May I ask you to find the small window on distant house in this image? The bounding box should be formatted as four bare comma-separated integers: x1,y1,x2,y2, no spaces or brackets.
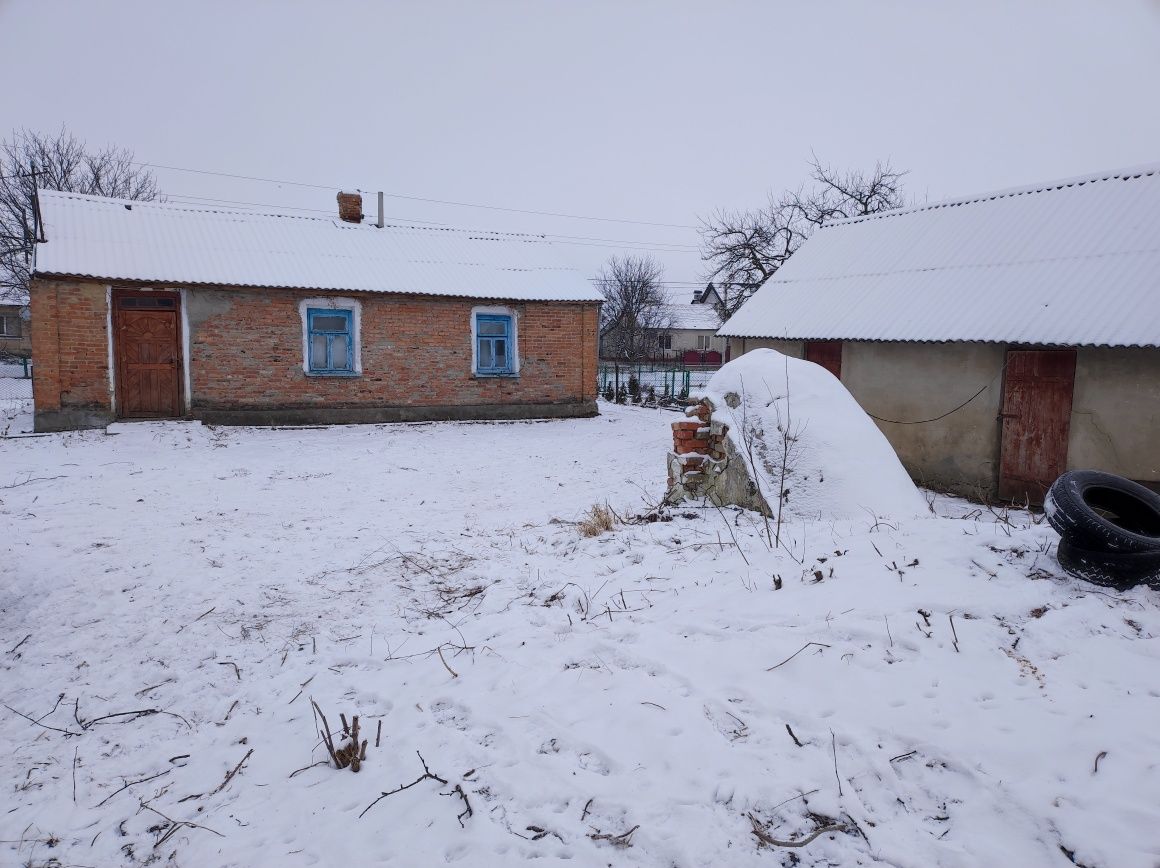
475,313,515,375
696,334,711,350
0,315,20,338
658,334,672,350
307,308,354,374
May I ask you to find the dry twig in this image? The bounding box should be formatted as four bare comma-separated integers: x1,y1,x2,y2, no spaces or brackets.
766,642,831,671
217,661,241,681
359,751,447,819
748,813,847,849
94,769,171,808
210,748,253,796
1093,751,1107,774
831,729,843,797
140,800,224,849
437,645,459,678
442,783,473,827
589,824,640,848
310,699,341,768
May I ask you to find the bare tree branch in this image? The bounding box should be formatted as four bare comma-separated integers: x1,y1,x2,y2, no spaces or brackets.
0,127,158,302
699,156,907,317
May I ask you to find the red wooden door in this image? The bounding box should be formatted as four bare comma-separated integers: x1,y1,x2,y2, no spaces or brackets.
113,292,182,419
805,341,843,379
998,349,1076,503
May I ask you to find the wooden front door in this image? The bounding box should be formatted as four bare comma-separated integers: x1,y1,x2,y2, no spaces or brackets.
998,349,1076,503
805,341,843,379
113,291,182,419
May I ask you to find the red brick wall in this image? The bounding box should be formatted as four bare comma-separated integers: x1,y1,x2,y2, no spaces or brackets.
30,279,599,423
184,287,599,411
185,286,598,413
29,278,110,414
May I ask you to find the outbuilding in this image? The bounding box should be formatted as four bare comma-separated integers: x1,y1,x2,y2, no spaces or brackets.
718,164,1160,502
29,191,602,431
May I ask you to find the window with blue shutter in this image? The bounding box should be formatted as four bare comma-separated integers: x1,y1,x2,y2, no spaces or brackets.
475,314,514,375
307,308,354,374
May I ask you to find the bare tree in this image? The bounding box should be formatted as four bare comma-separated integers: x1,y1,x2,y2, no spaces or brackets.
1,128,159,302
596,255,673,363
792,156,907,226
700,157,907,317
698,194,809,319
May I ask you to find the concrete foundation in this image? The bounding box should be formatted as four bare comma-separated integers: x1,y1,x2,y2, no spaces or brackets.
194,400,598,427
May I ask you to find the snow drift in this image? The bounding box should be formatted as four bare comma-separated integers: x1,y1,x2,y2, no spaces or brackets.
694,349,926,521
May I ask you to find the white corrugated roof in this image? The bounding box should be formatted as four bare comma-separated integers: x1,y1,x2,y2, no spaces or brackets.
33,191,603,302
661,302,721,331
718,164,1160,347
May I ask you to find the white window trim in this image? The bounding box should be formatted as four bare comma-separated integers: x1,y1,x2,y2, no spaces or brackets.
299,297,362,376
470,304,520,377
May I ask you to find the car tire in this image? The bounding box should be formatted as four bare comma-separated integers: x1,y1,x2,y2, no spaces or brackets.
1045,470,1160,554
1056,538,1160,590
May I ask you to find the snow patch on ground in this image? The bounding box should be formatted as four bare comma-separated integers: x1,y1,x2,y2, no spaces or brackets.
2,405,1159,867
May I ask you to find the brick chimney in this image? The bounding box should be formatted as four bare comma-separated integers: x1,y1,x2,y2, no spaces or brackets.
337,191,363,223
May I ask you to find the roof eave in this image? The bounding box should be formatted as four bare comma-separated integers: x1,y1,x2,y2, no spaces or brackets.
29,271,604,303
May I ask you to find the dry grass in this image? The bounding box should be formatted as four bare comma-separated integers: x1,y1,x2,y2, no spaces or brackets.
578,503,616,537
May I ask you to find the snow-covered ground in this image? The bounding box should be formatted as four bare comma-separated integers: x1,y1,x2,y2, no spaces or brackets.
2,404,1158,867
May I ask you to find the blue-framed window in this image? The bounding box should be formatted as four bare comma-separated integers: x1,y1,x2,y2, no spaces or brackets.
475,314,514,375
307,308,354,374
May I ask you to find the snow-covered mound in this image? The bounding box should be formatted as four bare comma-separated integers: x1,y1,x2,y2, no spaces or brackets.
698,349,926,521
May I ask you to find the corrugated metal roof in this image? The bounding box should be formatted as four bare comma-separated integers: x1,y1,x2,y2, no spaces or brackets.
718,164,1160,347
33,191,603,302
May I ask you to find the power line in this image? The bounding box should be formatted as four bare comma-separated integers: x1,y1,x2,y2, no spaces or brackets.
374,190,699,230
138,160,701,230
587,278,707,286
139,162,333,191
164,192,701,251
164,193,450,225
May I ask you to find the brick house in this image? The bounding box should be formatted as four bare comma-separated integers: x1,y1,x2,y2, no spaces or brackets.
599,284,725,364
29,190,602,431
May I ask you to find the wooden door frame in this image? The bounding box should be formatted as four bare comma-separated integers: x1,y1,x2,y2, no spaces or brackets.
111,288,185,419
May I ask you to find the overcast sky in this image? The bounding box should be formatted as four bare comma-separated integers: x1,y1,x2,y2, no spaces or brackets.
3,0,1160,295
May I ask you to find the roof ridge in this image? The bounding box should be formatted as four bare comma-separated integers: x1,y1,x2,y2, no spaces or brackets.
36,189,550,241
824,161,1160,229
759,244,1160,286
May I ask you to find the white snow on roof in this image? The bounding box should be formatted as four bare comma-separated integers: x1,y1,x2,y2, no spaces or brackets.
719,164,1160,347
33,191,603,303
660,301,721,331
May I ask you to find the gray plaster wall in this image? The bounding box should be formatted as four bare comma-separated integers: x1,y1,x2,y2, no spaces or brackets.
841,342,1005,496
724,337,804,359
725,339,1160,496
1069,346,1160,482
721,338,1005,494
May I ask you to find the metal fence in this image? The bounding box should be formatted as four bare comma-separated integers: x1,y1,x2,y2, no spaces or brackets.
598,362,719,403
1,358,33,424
